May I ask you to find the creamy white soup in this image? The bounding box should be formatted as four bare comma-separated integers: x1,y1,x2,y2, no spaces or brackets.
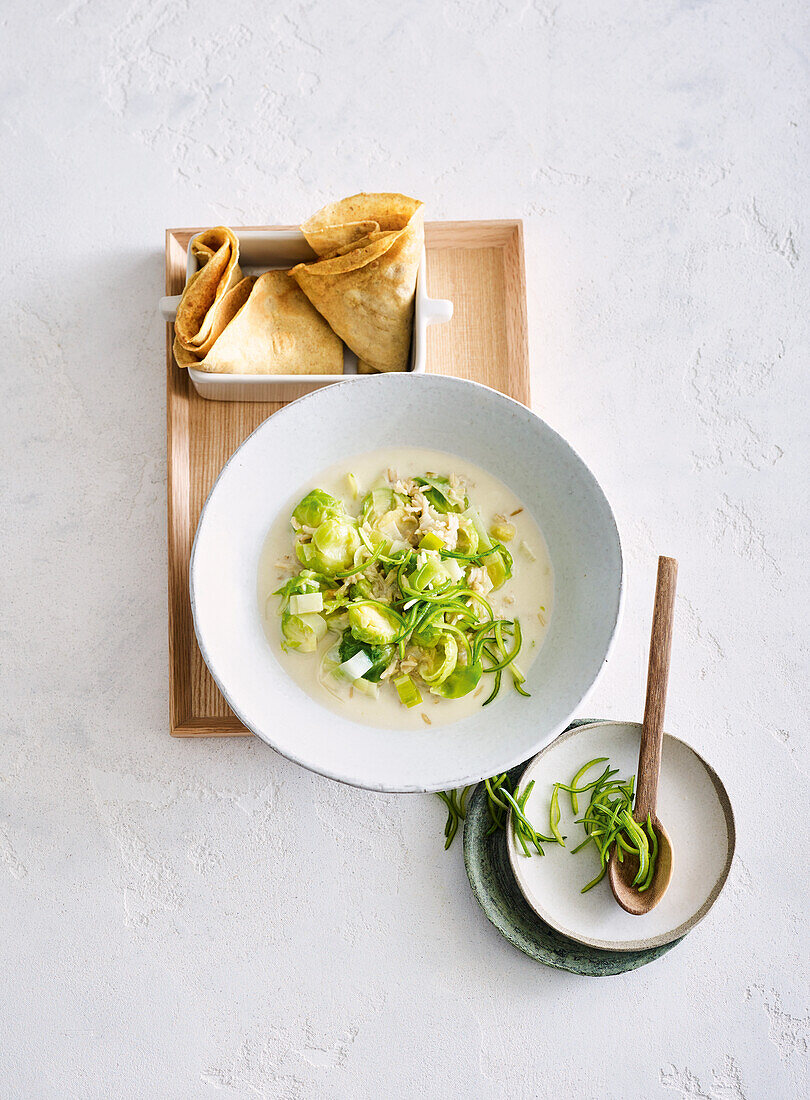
257,447,553,730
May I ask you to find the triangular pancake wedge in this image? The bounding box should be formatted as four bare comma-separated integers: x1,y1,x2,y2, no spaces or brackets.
291,199,424,373
303,220,380,257
302,193,421,234
195,270,343,375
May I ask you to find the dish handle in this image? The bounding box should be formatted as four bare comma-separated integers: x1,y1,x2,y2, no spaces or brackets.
159,295,182,322
423,297,454,325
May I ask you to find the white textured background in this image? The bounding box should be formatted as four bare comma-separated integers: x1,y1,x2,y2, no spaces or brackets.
2,1,808,1097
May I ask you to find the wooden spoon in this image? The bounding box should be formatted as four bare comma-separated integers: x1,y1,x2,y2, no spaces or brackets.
609,556,677,915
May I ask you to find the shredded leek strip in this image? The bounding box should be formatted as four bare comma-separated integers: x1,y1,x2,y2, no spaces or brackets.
615,834,635,856
398,566,461,602
567,757,610,814
440,760,661,903
331,542,385,579
621,812,650,886
434,601,479,622
356,526,375,552
549,784,565,846
439,541,507,563
499,786,551,854
637,815,659,892
454,588,494,620
581,864,608,893
436,787,472,849
482,669,502,706
482,621,523,673
471,621,513,666
517,782,534,815
571,834,596,855
437,622,472,662
484,776,510,813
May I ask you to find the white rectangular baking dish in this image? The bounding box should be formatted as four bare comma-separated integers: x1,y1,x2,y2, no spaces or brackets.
159,229,453,402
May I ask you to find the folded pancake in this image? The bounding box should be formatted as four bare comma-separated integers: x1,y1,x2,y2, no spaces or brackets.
291,194,424,373
302,193,421,234
194,270,343,375
173,276,256,369
174,226,243,359
321,229,392,259
303,220,380,258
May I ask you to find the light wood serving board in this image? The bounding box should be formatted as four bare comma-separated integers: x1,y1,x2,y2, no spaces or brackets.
166,220,530,736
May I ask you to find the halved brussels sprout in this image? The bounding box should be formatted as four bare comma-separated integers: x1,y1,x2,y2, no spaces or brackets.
411,553,448,592
464,506,491,548
296,517,360,575
374,506,416,549
411,614,444,648
415,475,467,513
348,602,402,645
324,609,350,634
293,489,343,529
351,577,374,601
360,488,406,524
429,660,483,699
454,519,479,556
459,507,512,590
338,631,394,682
281,611,327,653
274,571,323,612
482,546,512,591
418,634,459,685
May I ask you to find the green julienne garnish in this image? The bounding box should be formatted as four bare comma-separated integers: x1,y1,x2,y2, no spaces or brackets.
438,756,659,894
276,473,527,709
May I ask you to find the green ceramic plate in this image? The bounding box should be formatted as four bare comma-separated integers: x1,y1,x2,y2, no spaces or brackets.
462,720,684,976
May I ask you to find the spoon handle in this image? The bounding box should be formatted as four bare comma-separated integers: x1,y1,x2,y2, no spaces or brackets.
635,556,678,821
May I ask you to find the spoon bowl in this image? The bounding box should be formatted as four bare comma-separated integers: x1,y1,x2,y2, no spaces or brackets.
609,814,674,915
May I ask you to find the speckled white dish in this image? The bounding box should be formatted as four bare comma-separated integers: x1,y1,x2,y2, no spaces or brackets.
189,374,623,792
158,230,452,402
507,721,736,950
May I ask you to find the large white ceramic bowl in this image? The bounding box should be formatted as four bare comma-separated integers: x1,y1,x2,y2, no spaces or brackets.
190,374,623,792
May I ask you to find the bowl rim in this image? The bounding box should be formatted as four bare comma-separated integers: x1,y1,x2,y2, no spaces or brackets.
189,374,625,791
505,719,737,950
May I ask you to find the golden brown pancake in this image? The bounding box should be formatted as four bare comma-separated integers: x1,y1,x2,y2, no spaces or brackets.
194,270,343,375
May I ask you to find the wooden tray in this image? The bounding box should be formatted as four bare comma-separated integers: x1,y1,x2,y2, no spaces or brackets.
166,220,530,736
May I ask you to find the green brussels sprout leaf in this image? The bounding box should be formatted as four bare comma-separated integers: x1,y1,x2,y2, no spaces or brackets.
296,517,361,575
293,489,343,529
430,660,483,699
281,611,327,653
348,602,402,645
418,633,459,685
337,631,394,682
